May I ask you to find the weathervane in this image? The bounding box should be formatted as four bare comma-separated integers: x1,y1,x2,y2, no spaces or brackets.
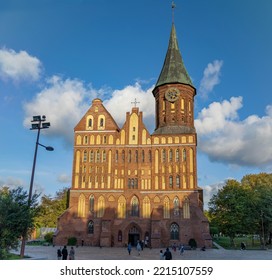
131,98,140,108
172,1,176,24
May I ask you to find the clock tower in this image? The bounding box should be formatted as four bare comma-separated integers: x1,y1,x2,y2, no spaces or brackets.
153,24,196,135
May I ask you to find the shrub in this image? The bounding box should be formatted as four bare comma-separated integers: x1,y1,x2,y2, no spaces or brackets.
67,237,77,246
44,232,53,243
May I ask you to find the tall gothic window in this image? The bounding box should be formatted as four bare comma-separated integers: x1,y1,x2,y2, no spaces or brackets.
142,150,145,162
162,149,166,162
170,223,179,240
83,150,87,162
89,195,94,213
117,196,126,219
115,151,118,162
183,149,187,161
87,220,94,234
143,196,151,218
173,197,179,216
176,175,180,188
131,196,139,217
176,149,180,162
169,176,173,188
97,196,105,218
169,149,173,162
163,197,170,219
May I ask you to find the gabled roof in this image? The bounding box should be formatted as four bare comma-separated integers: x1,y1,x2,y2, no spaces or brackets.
154,24,193,90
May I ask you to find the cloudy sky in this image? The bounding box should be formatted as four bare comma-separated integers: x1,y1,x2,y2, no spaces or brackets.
0,0,271,209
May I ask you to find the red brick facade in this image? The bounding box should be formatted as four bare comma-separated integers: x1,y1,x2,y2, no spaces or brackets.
54,24,211,249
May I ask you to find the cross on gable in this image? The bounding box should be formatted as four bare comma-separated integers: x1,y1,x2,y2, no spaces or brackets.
131,98,140,108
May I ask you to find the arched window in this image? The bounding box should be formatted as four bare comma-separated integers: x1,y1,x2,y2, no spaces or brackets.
102,150,106,162
87,220,94,234
169,176,173,188
122,150,125,163
143,196,151,218
131,196,139,217
78,194,85,218
99,118,104,127
162,149,166,162
163,197,170,219
96,150,100,162
176,149,180,162
115,151,118,162
183,197,190,219
183,149,187,161
117,196,126,219
83,150,87,162
128,150,132,163
97,196,105,218
89,195,94,213
88,118,93,127
169,149,173,162
173,197,179,216
176,175,180,188
90,150,94,162
170,223,179,240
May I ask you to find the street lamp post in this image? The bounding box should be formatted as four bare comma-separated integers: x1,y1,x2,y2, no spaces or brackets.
20,115,54,258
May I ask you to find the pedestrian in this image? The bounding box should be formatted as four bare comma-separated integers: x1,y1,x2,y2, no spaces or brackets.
159,250,164,260
57,247,62,260
180,245,184,255
127,243,132,255
81,239,84,246
61,245,68,260
240,242,246,250
69,246,75,260
136,241,141,256
163,247,172,260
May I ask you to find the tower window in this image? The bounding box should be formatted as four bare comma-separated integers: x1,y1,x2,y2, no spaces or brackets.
169,176,173,188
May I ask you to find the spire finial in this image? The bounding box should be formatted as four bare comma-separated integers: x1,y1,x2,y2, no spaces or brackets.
172,1,176,24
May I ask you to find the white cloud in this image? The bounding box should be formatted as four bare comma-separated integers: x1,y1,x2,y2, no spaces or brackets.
199,60,223,98
0,48,42,82
23,78,155,147
195,97,272,166
57,173,71,184
23,76,94,146
202,181,226,210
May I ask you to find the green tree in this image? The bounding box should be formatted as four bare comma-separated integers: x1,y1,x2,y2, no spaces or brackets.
35,188,69,229
0,186,39,259
208,179,253,247
241,173,272,244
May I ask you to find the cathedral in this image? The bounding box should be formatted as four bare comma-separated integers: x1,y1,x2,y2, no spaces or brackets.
54,19,211,249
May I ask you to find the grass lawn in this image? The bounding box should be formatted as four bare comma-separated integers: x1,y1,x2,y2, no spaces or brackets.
214,235,270,250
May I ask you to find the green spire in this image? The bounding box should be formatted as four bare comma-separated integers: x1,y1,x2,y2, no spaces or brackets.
155,24,193,89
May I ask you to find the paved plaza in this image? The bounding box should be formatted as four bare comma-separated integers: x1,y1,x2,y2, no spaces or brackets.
13,244,272,260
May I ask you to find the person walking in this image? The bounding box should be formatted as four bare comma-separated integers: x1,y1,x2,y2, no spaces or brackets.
136,241,141,256
159,250,164,260
69,246,75,260
127,243,132,255
180,244,184,255
61,245,68,260
57,247,62,260
163,247,172,260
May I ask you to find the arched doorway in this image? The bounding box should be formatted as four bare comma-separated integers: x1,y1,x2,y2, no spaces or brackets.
128,225,141,246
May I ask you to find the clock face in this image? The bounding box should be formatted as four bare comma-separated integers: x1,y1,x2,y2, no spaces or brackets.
165,88,180,102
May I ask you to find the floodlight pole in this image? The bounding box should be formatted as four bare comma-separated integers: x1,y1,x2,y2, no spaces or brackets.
20,115,53,258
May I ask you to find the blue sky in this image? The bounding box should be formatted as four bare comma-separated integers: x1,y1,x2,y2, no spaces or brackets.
0,0,272,209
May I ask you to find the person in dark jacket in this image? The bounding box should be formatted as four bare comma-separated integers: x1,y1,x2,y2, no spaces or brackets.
61,245,68,260
163,247,172,260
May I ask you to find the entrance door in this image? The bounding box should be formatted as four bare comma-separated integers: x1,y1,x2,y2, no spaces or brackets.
128,233,140,246
128,225,141,246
